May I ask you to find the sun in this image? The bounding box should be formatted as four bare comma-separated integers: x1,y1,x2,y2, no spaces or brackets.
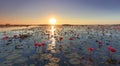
49,18,56,24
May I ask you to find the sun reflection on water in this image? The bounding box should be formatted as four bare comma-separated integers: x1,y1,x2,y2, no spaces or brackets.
47,25,56,52
51,26,55,36
51,26,56,44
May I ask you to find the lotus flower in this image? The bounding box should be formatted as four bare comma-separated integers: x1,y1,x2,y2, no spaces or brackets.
108,46,116,53
98,41,102,45
69,37,74,40
14,34,17,38
34,43,39,47
38,44,42,47
59,36,63,44
59,37,63,41
3,36,9,40
41,43,45,46
88,48,94,52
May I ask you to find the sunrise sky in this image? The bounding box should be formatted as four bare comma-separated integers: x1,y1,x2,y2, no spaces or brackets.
0,0,120,25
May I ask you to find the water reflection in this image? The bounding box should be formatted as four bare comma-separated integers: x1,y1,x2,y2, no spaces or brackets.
48,25,56,53
51,26,55,37
51,25,56,44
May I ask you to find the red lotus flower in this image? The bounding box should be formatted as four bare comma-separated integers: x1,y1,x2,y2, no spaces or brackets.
88,48,94,51
6,36,9,39
14,34,17,38
98,41,102,45
38,44,42,47
34,43,39,47
69,37,74,40
41,43,45,46
108,46,116,53
3,36,9,40
59,37,63,41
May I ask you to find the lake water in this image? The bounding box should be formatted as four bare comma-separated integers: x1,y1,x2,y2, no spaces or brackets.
0,26,37,32
0,25,120,66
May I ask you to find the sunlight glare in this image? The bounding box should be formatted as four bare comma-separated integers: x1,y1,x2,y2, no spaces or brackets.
49,18,56,24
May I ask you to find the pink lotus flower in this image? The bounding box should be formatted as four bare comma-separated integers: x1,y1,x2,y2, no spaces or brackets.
88,48,94,52
69,37,74,40
108,46,116,53
14,34,17,38
59,37,63,41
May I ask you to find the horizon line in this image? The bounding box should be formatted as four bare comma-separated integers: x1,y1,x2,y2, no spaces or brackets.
0,23,120,26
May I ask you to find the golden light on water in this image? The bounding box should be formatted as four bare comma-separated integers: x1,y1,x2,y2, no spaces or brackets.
49,18,56,25
51,26,55,36
49,25,56,51
49,18,56,46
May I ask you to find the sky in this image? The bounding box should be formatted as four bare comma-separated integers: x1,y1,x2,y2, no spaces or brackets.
0,0,120,25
